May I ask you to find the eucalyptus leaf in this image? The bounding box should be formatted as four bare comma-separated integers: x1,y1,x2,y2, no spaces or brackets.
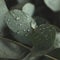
22,3,35,16
28,24,56,57
0,0,8,35
44,0,60,12
5,9,37,46
0,38,28,59
54,33,60,48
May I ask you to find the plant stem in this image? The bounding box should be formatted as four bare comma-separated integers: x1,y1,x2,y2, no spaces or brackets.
45,54,58,60
0,35,31,51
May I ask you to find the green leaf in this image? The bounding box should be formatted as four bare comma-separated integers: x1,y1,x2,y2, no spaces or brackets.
28,24,56,56
5,9,37,46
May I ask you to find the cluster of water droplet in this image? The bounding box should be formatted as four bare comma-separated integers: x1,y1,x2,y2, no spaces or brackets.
5,9,37,46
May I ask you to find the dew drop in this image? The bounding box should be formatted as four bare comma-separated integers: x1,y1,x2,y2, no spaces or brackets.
24,29,26,32
27,29,30,32
20,24,22,26
31,21,37,29
16,17,20,20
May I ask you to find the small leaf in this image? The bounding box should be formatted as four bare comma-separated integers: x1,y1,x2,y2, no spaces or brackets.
22,3,35,16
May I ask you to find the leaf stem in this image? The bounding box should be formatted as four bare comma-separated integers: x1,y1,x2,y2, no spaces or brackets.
45,54,58,60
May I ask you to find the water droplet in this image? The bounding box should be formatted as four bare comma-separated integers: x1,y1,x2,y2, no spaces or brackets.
20,24,22,26
24,29,26,32
31,21,37,29
16,17,20,20
12,13,16,17
27,29,30,32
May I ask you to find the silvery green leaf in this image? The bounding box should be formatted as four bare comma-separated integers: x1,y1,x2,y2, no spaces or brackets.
44,0,60,12
0,0,8,35
54,33,60,48
5,9,37,46
22,3,35,16
0,38,28,59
